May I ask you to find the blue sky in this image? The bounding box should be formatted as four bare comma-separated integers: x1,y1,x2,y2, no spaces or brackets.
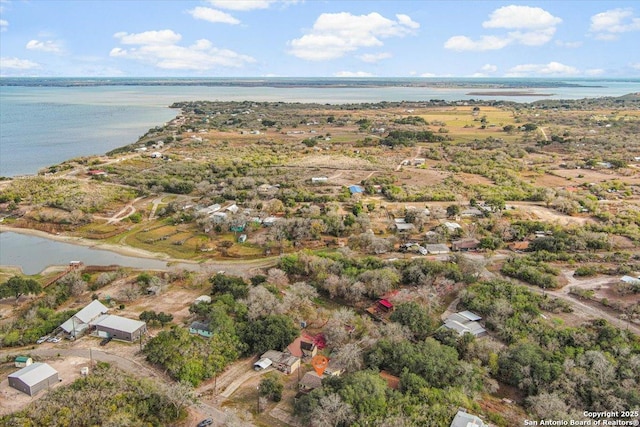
1,0,638,78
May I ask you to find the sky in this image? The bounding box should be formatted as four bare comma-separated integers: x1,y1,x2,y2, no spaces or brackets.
0,0,639,78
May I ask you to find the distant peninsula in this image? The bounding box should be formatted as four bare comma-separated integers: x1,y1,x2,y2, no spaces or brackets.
0,76,606,89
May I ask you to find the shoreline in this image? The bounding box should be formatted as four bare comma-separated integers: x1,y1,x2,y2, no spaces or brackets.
0,223,176,263
0,225,279,276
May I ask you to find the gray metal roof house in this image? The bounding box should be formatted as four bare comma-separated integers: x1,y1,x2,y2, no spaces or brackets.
94,315,147,342
60,300,109,338
8,362,59,396
443,311,487,338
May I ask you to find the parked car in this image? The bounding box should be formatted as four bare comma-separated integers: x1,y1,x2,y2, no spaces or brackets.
48,337,61,343
197,419,213,427
100,337,112,346
36,336,49,344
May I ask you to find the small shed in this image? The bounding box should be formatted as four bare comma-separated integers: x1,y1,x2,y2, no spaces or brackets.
377,299,394,313
14,356,33,368
8,362,59,396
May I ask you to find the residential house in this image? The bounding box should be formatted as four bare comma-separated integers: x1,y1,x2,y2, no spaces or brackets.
299,372,323,393
189,321,213,338
425,244,450,255
324,359,344,377
443,222,462,233
60,300,109,338
394,218,415,232
452,238,480,251
287,336,317,359
8,363,59,396
260,350,300,374
443,311,487,338
262,216,279,227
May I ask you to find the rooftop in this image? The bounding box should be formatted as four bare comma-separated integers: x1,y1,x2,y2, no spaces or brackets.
9,362,58,386
95,315,146,333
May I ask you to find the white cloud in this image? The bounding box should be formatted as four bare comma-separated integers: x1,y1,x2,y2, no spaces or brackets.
111,30,255,70
26,39,63,53
483,5,562,29
334,71,375,78
446,5,560,51
590,8,640,40
419,73,437,77
631,63,640,70
357,52,392,63
0,57,40,70
114,30,182,46
288,12,419,61
0,19,7,32
481,64,498,73
506,61,579,77
444,35,510,51
188,7,240,25
206,0,295,11
555,40,583,48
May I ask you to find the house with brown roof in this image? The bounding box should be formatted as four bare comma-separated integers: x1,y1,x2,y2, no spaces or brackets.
452,238,480,251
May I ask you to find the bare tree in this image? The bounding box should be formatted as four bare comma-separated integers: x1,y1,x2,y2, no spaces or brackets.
310,393,354,427
333,342,363,373
243,286,283,320
164,381,197,418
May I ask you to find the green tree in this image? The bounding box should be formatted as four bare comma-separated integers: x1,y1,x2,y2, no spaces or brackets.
0,276,41,299
210,273,248,299
446,204,460,218
239,314,298,355
259,375,284,402
389,301,435,340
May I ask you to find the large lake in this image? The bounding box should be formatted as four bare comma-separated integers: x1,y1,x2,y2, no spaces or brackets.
0,231,169,275
2,78,640,176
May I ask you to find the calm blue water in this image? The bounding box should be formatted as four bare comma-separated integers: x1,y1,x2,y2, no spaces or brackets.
1,79,639,176
0,231,169,275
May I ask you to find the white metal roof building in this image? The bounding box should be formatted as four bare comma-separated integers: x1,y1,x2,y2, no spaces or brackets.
8,362,59,396
60,300,109,337
443,311,487,338
94,315,147,342
450,409,488,427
